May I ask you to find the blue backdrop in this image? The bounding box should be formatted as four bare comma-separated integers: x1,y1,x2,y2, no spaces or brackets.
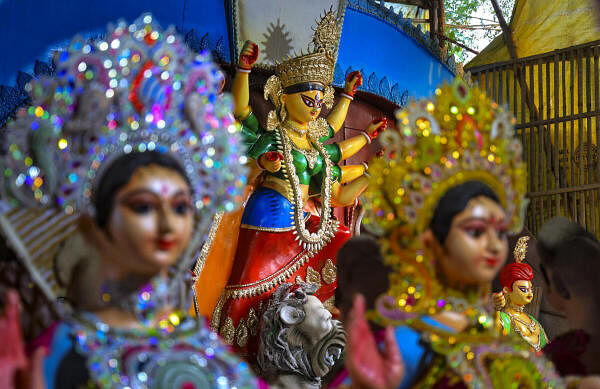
0,0,454,124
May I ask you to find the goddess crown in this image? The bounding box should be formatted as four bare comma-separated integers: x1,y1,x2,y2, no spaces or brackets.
274,9,341,89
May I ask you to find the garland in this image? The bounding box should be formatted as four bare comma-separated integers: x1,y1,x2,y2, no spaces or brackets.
275,126,337,253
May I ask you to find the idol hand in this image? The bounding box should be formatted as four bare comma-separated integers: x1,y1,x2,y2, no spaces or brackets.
366,117,388,140
0,290,46,389
492,292,506,311
239,40,259,70
346,294,404,389
258,152,283,173
344,71,363,98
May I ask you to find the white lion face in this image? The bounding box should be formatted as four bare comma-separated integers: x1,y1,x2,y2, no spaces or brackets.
296,295,333,346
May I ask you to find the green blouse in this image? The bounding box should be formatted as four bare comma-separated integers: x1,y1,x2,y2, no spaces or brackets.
499,311,548,349
241,112,342,187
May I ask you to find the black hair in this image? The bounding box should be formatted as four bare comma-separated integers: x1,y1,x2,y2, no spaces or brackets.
283,82,325,94
335,236,391,322
92,151,190,229
430,180,500,244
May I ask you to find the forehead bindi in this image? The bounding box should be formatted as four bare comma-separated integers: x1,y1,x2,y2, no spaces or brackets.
140,177,187,198
460,197,506,223
120,166,189,199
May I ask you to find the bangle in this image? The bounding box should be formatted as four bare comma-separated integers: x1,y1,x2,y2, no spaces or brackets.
341,92,354,101
362,161,369,171
237,67,251,73
256,156,266,170
361,131,371,144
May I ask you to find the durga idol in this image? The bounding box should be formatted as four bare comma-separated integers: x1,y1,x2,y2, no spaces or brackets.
211,10,386,359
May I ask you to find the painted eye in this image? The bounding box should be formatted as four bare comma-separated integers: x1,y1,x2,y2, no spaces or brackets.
301,95,314,107
130,203,153,214
173,202,190,215
497,229,508,239
465,228,485,238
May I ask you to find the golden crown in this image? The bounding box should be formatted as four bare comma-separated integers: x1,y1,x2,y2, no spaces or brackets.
275,9,341,88
363,78,528,242
363,79,528,323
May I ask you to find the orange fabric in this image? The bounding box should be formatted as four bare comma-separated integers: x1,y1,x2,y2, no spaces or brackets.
192,208,244,318
192,176,260,319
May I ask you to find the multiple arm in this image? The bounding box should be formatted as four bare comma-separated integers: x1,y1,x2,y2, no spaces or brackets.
232,41,258,120
326,71,362,133
336,118,387,161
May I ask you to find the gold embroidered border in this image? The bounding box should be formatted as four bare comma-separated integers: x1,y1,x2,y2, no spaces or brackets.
224,247,318,299
193,211,223,280
211,290,229,332
306,266,322,288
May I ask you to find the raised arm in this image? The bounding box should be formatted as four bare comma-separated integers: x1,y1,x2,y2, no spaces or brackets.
232,41,259,120
336,118,387,161
326,71,363,133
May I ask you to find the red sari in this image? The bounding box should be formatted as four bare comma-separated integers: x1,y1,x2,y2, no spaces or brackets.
211,213,350,360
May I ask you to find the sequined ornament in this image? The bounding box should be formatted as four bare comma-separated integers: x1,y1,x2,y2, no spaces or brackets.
73,313,257,389
364,78,526,240
0,13,247,300
0,14,246,222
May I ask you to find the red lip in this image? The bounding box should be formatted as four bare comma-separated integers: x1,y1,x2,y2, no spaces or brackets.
157,239,176,250
483,257,499,267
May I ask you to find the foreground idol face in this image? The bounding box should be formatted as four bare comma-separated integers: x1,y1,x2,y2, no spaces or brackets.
437,196,509,286
106,165,194,275
282,89,324,124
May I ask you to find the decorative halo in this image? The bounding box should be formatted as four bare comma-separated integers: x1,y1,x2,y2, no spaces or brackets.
0,13,248,306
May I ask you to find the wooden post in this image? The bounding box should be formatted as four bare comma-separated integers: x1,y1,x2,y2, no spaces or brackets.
430,0,438,43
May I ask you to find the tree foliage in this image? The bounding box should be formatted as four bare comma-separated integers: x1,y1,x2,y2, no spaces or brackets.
444,0,515,62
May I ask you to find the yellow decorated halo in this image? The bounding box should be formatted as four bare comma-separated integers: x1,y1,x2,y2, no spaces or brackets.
363,78,528,322
363,78,527,243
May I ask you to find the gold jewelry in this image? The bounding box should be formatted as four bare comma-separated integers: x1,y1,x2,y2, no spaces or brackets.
276,127,337,253
264,76,284,131
282,120,308,136
507,302,525,313
513,236,530,263
504,310,541,351
323,86,335,109
291,144,319,169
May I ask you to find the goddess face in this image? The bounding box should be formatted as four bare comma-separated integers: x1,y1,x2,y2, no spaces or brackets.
432,196,509,286
282,89,324,124
105,165,194,275
505,279,533,306
298,295,333,344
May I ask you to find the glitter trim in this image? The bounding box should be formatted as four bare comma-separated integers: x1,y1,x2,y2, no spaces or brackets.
193,211,224,280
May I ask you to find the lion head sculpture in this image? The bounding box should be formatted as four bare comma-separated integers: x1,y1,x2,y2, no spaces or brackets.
257,283,346,388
